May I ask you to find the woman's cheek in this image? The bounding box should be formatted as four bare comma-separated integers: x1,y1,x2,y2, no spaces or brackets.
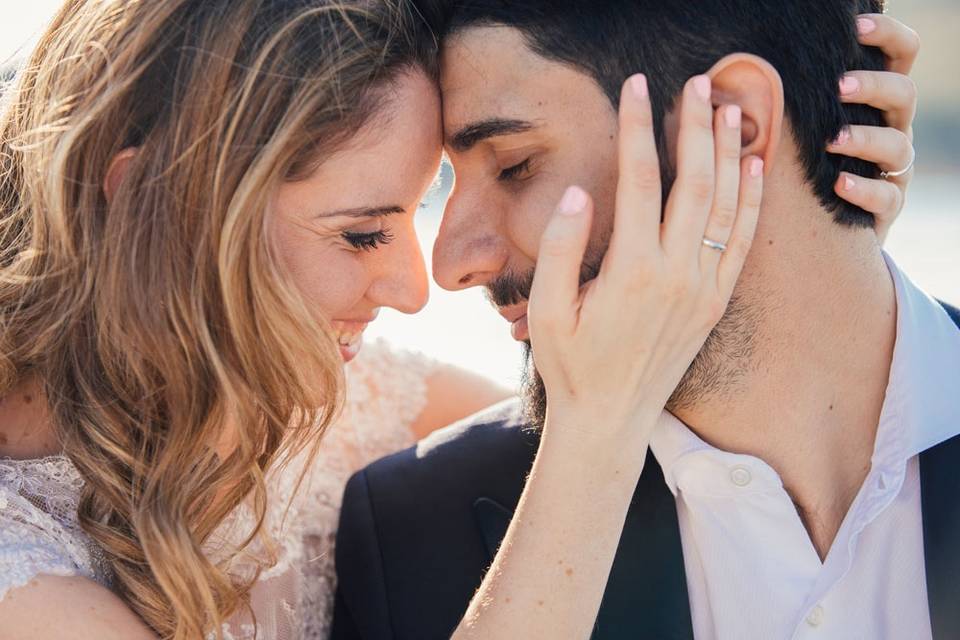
298,248,370,320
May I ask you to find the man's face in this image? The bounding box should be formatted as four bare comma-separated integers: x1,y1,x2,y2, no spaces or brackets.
434,26,756,424
433,26,619,305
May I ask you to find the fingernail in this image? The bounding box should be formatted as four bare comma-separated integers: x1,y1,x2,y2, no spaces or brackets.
559,186,588,216
630,74,648,100
839,75,860,96
857,17,877,35
843,175,856,191
832,128,851,146
693,75,711,102
725,105,742,129
750,157,764,178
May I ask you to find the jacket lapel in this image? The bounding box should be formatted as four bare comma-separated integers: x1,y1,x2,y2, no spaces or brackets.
921,301,960,640
473,450,694,640
920,433,960,640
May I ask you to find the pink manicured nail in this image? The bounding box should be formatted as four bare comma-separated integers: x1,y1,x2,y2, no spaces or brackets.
832,129,851,146
693,75,711,102
725,105,742,129
857,18,877,36
750,158,764,178
559,186,588,215
630,74,648,99
839,76,860,96
843,175,856,191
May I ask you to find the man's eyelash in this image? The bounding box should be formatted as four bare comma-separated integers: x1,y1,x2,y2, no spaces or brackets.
498,158,532,182
342,230,394,251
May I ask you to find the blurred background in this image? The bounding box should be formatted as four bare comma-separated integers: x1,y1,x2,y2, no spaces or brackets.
2,1,957,389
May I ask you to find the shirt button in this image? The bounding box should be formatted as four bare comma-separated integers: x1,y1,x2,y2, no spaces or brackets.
806,605,825,628
730,466,752,487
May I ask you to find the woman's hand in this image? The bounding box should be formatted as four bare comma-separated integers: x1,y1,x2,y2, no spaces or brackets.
830,13,920,242
529,73,762,443
452,74,763,640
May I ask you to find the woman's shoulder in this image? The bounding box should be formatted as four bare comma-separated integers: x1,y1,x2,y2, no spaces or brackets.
0,456,109,604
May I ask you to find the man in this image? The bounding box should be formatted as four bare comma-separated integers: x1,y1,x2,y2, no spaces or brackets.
332,1,959,638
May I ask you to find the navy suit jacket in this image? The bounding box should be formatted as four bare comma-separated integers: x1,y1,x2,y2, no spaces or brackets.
331,303,960,640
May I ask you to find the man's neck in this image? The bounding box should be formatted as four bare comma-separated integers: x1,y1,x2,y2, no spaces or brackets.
673,197,898,559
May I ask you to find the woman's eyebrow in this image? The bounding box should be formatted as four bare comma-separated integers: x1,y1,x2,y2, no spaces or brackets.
315,205,405,219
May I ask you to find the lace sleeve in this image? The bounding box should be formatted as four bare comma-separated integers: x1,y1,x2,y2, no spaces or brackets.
0,487,86,602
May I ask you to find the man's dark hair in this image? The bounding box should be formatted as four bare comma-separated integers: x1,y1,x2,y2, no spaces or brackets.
415,0,887,228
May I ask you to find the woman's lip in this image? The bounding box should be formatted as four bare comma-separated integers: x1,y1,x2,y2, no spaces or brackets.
510,315,529,342
339,334,364,363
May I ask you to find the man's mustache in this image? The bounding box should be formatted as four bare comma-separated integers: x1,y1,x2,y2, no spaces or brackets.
485,261,602,309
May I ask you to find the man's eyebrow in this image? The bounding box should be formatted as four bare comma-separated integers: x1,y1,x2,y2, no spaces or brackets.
448,118,535,153
315,205,405,219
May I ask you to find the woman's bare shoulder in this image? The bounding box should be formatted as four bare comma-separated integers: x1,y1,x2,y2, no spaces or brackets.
0,575,156,640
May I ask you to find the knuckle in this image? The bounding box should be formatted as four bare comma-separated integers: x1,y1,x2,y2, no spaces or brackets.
704,297,728,325
629,164,662,192
538,234,570,259
906,28,921,55
712,200,738,229
902,76,918,103
664,271,698,302
721,144,742,163
690,173,715,202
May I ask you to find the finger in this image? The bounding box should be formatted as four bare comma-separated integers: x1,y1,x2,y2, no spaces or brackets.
839,71,917,134
609,73,661,265
717,156,764,295
528,186,595,338
827,125,914,181
835,172,904,226
663,75,715,255
700,104,743,273
855,14,921,75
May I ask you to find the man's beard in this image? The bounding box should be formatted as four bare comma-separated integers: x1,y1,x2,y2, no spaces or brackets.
488,263,760,431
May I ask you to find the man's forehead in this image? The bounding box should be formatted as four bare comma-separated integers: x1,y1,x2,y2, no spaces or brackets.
440,26,561,128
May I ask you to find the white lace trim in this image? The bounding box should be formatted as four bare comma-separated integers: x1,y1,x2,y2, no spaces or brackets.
1,340,435,640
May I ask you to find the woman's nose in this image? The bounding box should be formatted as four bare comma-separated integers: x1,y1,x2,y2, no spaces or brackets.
368,225,430,314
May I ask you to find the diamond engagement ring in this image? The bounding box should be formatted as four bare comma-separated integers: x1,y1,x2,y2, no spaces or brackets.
702,237,727,252
880,149,915,180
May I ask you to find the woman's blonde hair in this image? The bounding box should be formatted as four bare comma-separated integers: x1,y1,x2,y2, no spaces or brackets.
0,0,437,636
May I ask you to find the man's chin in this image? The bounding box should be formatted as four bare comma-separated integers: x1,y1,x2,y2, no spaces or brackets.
520,291,759,430
520,342,549,431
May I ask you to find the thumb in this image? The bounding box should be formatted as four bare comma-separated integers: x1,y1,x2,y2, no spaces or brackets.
528,186,594,338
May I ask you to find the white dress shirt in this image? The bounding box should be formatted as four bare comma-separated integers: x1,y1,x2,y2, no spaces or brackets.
649,255,960,640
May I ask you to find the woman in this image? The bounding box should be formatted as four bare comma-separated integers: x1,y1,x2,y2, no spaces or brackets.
0,0,919,638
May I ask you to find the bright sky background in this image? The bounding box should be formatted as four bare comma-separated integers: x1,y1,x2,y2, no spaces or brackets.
1,3,957,388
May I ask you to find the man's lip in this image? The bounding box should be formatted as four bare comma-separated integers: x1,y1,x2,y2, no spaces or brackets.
496,302,529,324
496,302,530,342
511,315,530,342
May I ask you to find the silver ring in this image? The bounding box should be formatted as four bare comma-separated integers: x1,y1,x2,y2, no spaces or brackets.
702,237,727,252
880,149,915,180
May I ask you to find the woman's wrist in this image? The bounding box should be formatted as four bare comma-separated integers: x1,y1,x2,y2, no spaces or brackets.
540,403,660,470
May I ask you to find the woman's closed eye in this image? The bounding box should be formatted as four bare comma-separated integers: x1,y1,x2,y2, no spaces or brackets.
342,229,395,251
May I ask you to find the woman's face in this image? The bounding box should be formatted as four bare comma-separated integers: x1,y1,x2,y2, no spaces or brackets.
271,71,442,363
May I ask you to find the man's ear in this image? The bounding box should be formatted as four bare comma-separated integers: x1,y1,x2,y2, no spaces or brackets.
103,148,139,204
707,53,784,174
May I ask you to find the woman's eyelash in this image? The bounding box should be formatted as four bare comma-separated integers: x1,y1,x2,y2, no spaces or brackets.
498,158,532,182
342,229,394,251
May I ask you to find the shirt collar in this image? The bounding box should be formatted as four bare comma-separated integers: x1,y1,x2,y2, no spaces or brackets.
881,252,960,457
650,254,960,491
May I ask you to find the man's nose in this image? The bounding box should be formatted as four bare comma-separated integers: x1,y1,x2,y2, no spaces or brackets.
432,193,509,291
369,226,429,314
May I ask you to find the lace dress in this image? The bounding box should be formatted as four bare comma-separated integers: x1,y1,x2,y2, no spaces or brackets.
0,339,435,639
